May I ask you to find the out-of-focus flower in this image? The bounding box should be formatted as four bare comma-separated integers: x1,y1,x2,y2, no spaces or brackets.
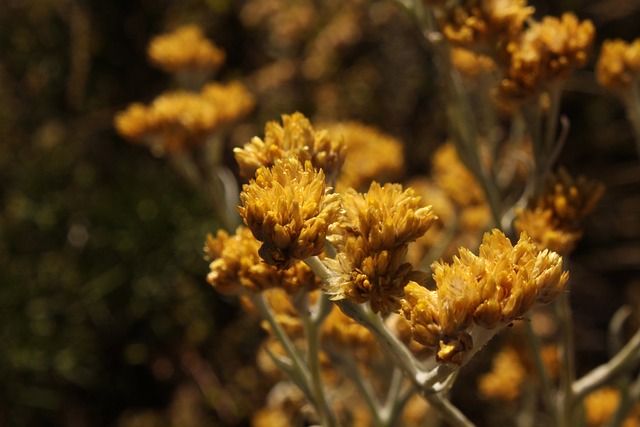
515,168,605,254
450,47,496,79
499,13,595,99
478,346,527,401
441,0,533,48
324,182,436,313
114,82,255,156
234,112,346,181
323,121,404,192
205,226,321,294
584,387,620,427
402,229,568,364
147,25,225,80
596,38,640,91
238,157,340,269
200,81,256,126
432,142,486,207
321,305,378,362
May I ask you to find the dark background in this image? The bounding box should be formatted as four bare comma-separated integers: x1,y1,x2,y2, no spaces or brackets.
1,0,639,425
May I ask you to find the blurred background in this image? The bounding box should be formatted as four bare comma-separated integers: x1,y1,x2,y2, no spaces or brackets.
1,0,639,425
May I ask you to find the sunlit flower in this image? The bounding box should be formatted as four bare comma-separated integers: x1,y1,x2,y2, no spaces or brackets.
234,112,346,181
238,157,340,269
324,182,436,313
401,229,568,364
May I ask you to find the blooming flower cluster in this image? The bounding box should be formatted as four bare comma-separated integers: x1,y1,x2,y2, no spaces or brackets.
324,182,437,313
401,229,568,364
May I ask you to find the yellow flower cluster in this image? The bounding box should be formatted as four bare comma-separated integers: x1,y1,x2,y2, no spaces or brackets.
234,112,346,181
402,229,568,364
324,182,436,313
114,82,255,155
205,226,321,295
323,121,404,192
238,157,341,269
596,38,640,91
499,13,595,99
515,168,605,254
147,24,226,75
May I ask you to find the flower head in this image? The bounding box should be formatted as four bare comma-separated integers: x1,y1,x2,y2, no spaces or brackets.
401,229,568,364
324,182,436,313
234,112,346,181
238,156,340,269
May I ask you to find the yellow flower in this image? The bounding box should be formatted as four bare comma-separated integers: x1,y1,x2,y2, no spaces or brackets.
234,112,346,181
238,157,340,269
401,229,568,364
499,12,595,99
114,83,254,155
515,168,605,254
596,38,640,91
147,24,225,75
324,182,436,313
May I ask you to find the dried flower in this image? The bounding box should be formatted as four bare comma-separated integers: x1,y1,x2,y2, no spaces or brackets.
515,168,605,254
234,112,346,181
238,156,341,269
596,38,640,91
323,121,404,192
205,226,320,294
147,24,225,76
402,229,568,364
324,182,436,313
